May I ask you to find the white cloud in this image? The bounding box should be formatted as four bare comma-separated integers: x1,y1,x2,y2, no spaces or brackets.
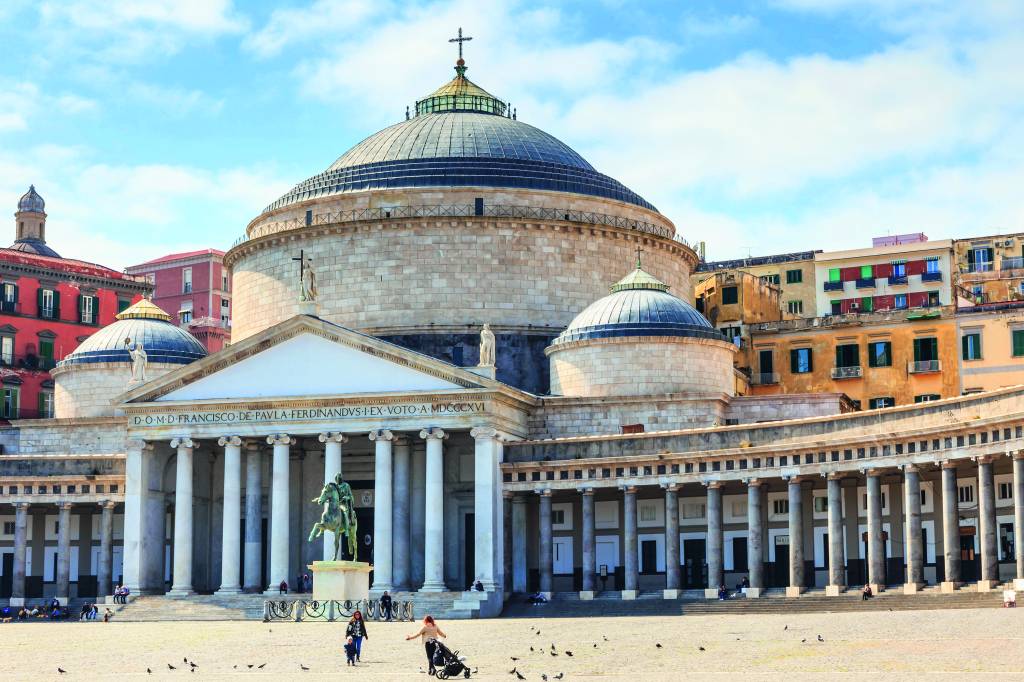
0,82,98,133
243,0,385,58
682,13,758,38
128,83,224,117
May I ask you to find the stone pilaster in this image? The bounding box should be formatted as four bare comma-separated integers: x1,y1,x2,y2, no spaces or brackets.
11,501,28,606
580,488,596,599
97,500,116,599
1014,453,1024,590
392,435,412,590
538,489,553,598
56,501,72,603
122,439,154,595
243,440,263,593
470,427,499,591
511,495,527,593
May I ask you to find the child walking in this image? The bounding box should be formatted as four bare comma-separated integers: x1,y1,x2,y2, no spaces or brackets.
344,636,358,666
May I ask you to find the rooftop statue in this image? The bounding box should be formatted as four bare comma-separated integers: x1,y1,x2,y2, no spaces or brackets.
126,339,147,383
309,473,358,561
479,323,496,367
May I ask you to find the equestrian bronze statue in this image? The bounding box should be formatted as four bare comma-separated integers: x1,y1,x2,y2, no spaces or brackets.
308,473,359,561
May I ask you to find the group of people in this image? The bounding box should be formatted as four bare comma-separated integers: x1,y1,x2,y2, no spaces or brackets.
339,609,451,676
294,573,313,593
0,598,112,623
112,585,131,604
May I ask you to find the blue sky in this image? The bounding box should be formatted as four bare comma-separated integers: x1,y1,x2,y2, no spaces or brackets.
1,0,1022,268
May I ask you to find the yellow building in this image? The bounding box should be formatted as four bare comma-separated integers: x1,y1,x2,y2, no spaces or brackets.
693,251,818,319
956,304,1024,393
748,307,959,408
954,232,1024,305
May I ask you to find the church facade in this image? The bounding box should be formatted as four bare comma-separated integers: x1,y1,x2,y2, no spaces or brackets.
2,53,1024,616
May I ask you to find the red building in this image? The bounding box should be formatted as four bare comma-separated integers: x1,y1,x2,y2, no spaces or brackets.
2,186,151,418
125,248,230,353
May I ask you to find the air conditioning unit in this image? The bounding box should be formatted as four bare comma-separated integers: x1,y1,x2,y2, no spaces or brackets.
1005,239,1015,247
811,318,821,327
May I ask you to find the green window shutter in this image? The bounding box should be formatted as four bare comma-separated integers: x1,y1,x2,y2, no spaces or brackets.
861,297,873,312
829,268,840,282
53,290,60,319
37,391,46,416
36,288,42,316
1013,331,1024,357
12,284,18,309
860,265,873,279
962,335,969,360
77,294,83,322
790,349,799,373
913,338,922,362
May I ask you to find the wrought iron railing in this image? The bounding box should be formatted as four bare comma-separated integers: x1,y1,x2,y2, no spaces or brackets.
750,372,779,385
831,365,863,379
263,598,414,622
921,271,943,282
908,360,941,374
823,281,844,292
230,203,687,250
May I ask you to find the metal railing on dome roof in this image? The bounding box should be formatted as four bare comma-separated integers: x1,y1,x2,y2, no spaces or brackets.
229,204,689,250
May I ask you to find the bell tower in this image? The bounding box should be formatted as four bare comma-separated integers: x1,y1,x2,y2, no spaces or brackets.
15,184,46,243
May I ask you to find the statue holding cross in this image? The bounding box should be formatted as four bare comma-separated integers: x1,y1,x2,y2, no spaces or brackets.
292,250,318,302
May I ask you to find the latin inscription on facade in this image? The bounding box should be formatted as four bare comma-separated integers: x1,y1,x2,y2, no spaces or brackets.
129,401,486,427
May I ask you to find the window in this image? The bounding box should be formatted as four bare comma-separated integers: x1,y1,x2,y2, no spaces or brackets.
182,267,193,293
925,257,940,274
722,286,738,304
221,299,229,309
813,497,828,513
891,262,907,278
915,394,941,403
835,343,859,368
959,485,974,504
761,274,780,286
37,391,54,419
179,300,193,325
117,299,131,314
1013,330,1024,357
861,296,874,312
758,349,774,375
999,482,1013,500
913,337,939,362
639,505,656,523
1,282,16,313
773,499,789,515
868,341,892,367
78,294,96,324
682,503,705,519
787,300,803,315
0,336,13,366
962,332,982,361
38,288,58,319
786,269,803,284
2,386,19,418
2,521,13,535
222,274,229,291
1000,522,1015,561
894,294,908,309
829,268,841,282
869,397,895,409
38,338,54,367
831,300,842,315
790,347,813,374
860,265,873,279
551,509,565,526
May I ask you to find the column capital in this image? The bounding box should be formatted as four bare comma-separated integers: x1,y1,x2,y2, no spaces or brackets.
661,483,679,492
14,501,30,511
266,434,295,446
217,435,243,447
369,429,394,442
704,480,724,489
865,468,884,478
57,501,73,511
318,432,348,444
903,464,920,474
745,478,765,487
976,454,997,465
126,439,154,452
582,487,596,496
941,460,960,470
537,488,552,497
242,438,262,451
470,426,499,440
827,472,846,481
419,427,447,441
1014,451,1024,461
99,500,117,511
170,437,196,449
619,485,638,494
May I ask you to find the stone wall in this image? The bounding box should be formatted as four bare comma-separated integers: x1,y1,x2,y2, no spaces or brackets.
725,394,854,423
548,336,737,398
0,418,127,455
53,362,180,419
528,394,729,439
228,190,694,343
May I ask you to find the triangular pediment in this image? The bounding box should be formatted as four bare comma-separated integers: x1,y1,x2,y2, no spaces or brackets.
120,315,505,404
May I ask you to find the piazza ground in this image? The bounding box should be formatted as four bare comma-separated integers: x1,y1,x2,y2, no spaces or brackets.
4,608,1023,679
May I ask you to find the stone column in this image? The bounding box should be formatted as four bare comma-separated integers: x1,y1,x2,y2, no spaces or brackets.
55,501,72,604
623,486,638,600
97,500,115,599
216,436,243,594
411,442,426,588
1014,453,1024,590
866,471,885,593
538,489,553,598
664,484,680,598
747,480,764,597
367,429,394,593
319,433,348,561
266,434,294,592
580,488,596,599
941,462,961,591
419,428,446,592
705,482,724,599
470,427,499,591
787,478,805,596
392,435,412,590
503,493,513,595
169,437,195,595
11,502,29,606
122,439,153,595
826,476,846,595
978,456,998,590
903,465,924,592
243,440,263,592
511,495,527,593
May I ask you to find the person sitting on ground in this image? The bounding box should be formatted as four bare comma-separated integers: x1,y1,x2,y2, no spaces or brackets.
380,590,393,622
1,605,11,623
406,615,447,676
279,580,288,595
29,605,39,617
103,608,113,623
80,604,91,621
862,584,873,601
474,579,484,592
344,635,358,666
17,607,28,621
90,603,99,620
741,576,750,589
718,584,728,600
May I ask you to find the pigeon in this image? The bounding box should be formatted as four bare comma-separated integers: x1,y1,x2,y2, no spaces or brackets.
233,666,237,670
593,644,598,648
565,651,573,657
550,651,558,657
530,647,534,652
542,675,549,681
509,668,518,675
58,670,67,675
698,646,706,652
168,664,176,670
247,664,254,669
801,639,806,643
530,626,535,630
784,625,788,631
515,672,526,681
300,664,310,671
656,643,663,649
189,662,198,669
555,675,564,680
511,657,519,661
258,664,267,669
551,644,555,650
147,669,152,675
817,635,824,642
603,636,608,641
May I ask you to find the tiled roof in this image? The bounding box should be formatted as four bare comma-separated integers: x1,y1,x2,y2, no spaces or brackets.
127,248,225,269
0,248,144,283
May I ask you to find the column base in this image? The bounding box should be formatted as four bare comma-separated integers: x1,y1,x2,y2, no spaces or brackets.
621,590,638,600
868,583,884,594
369,583,393,594
785,586,806,598
243,586,264,594
1013,579,1024,591
215,586,242,595
940,581,960,593
976,580,998,592
8,597,25,607
703,588,719,599
579,591,596,601
903,582,924,594
825,585,846,596
167,588,195,597
418,581,446,593
662,589,680,600
746,587,763,599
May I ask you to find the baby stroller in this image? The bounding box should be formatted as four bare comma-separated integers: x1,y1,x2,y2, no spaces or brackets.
431,640,471,679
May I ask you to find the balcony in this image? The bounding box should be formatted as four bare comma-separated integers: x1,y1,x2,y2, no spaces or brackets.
967,261,994,273
921,271,943,282
831,366,863,379
1003,257,1024,270
888,275,908,285
0,354,57,371
823,281,844,292
855,278,875,289
751,372,780,385
908,360,941,374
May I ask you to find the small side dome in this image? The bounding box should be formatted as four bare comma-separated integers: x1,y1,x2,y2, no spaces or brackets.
17,185,45,213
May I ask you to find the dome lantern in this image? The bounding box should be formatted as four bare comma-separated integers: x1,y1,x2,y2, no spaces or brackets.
17,185,45,214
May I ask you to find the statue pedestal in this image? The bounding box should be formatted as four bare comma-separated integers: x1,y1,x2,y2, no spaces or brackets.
298,301,319,317
467,365,495,379
309,561,372,601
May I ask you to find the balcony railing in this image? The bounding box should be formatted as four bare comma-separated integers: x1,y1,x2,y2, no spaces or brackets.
908,360,941,374
888,275,908,285
855,278,875,289
751,372,780,385
0,354,57,371
967,262,994,273
921,271,943,282
823,281,844,292
1003,257,1024,270
831,365,863,379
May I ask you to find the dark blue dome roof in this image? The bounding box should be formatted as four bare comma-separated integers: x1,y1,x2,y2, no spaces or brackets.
552,268,724,345
58,317,207,368
263,112,656,213
17,185,44,213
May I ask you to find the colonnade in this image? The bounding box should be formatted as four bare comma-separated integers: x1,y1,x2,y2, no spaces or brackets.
5,499,118,605
522,454,1024,598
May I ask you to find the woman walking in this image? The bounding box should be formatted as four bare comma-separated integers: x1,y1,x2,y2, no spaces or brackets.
346,610,369,661
406,615,447,676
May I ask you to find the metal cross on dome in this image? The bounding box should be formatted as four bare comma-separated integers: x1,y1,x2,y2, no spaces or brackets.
292,249,311,286
449,27,472,60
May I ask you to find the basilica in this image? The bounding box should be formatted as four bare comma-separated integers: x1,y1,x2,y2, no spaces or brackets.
2,51,1024,618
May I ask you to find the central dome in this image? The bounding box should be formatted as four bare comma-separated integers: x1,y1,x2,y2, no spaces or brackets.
263,62,655,213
